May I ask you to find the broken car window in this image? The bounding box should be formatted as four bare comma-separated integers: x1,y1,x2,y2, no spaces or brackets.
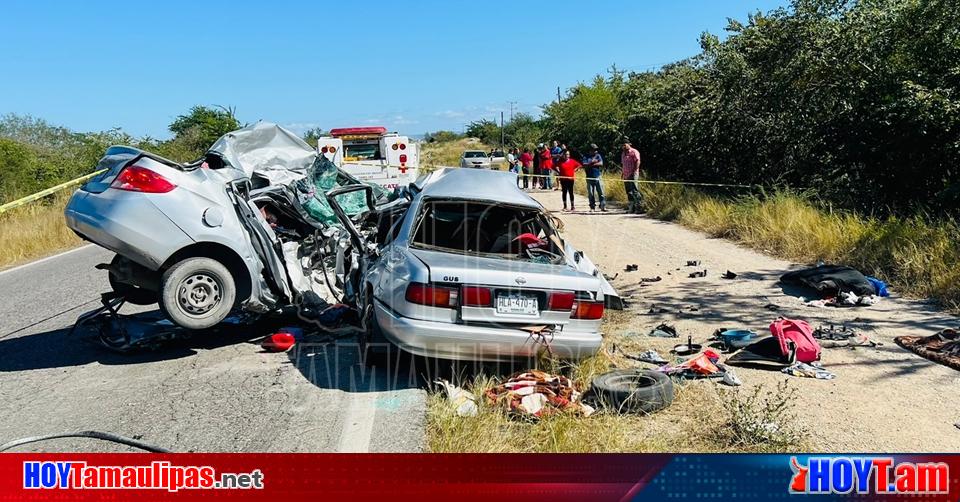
410,200,564,262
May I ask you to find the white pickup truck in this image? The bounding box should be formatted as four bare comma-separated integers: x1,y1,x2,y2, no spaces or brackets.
316,126,419,191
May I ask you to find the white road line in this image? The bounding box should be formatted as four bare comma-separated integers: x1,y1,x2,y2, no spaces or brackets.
335,391,381,453
0,244,94,276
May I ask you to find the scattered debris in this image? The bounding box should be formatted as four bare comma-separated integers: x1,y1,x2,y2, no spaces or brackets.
713,328,760,351
722,270,738,279
637,349,669,365
647,306,671,314
262,332,296,352
803,292,881,308
612,345,670,365
485,370,594,418
866,276,890,297
722,370,743,386
813,324,857,340
603,273,619,281
672,335,702,356
639,276,662,283
436,380,478,417
764,303,781,311
686,260,701,267
782,361,836,380
649,323,679,338
688,270,707,278
812,324,881,347
624,264,639,272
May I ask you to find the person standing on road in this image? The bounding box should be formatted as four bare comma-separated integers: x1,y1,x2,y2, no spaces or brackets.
519,147,533,189
507,148,520,186
539,144,554,190
550,141,563,191
556,150,581,211
533,144,543,188
621,142,644,213
582,143,606,212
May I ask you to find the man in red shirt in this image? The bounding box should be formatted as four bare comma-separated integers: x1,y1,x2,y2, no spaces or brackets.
538,145,554,190
556,150,582,211
518,148,533,189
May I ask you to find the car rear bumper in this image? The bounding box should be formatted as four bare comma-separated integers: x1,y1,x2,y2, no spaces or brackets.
374,301,602,362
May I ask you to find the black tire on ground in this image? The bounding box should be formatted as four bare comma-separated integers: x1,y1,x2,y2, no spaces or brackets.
158,257,235,330
588,369,675,414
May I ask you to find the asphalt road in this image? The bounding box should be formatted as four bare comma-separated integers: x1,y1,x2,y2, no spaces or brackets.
0,245,426,452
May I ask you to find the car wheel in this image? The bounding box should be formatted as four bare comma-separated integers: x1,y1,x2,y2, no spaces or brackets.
107,256,158,306
587,369,674,414
159,257,235,330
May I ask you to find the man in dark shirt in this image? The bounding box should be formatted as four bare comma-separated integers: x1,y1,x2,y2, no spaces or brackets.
582,143,606,212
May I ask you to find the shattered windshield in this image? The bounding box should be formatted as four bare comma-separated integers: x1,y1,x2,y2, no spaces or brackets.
298,157,388,225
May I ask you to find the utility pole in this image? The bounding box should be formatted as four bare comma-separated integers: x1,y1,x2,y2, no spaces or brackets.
500,111,505,151
557,86,561,103
508,101,517,121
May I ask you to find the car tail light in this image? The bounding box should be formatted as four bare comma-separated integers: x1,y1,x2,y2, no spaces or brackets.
399,154,408,163
392,144,399,150
399,143,407,150
406,283,458,308
547,291,575,311
321,146,329,153
111,165,176,193
571,300,604,320
461,286,491,307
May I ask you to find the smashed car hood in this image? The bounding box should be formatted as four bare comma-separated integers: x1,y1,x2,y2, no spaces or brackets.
207,122,315,185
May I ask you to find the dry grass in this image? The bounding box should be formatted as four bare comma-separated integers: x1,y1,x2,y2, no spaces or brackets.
569,172,960,309
0,194,82,270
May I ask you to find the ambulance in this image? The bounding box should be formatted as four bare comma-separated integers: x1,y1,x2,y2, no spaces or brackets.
316,126,419,190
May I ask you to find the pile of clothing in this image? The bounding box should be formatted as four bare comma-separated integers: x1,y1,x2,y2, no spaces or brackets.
781,264,889,307
485,370,595,418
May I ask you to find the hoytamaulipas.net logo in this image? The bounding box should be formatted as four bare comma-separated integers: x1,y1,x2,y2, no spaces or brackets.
790,456,949,495
23,461,264,492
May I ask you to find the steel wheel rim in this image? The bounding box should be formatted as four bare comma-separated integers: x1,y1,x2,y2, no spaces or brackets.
177,272,222,316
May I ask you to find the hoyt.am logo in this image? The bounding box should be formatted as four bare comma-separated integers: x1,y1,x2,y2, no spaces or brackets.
790,456,949,495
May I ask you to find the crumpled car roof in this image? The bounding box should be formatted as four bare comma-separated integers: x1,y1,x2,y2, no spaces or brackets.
418,168,542,208
207,122,314,186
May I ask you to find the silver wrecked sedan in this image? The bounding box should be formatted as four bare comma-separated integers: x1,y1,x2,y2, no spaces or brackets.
338,168,619,362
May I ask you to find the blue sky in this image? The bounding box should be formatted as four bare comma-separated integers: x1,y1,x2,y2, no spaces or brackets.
0,0,787,138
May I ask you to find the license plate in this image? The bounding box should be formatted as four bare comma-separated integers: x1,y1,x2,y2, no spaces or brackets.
496,294,539,316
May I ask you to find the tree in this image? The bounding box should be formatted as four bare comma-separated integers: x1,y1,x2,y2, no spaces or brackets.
168,105,241,153
465,119,501,145
301,127,327,148
423,130,463,143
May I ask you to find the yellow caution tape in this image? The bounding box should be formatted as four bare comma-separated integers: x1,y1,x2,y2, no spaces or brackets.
493,170,754,188
0,169,106,214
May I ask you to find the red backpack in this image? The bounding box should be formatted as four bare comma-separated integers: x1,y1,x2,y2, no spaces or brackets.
770,318,821,363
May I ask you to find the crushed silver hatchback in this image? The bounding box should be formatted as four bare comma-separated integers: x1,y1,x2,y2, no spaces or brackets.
64,123,619,361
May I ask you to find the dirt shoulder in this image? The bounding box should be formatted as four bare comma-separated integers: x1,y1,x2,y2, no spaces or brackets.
532,190,960,452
